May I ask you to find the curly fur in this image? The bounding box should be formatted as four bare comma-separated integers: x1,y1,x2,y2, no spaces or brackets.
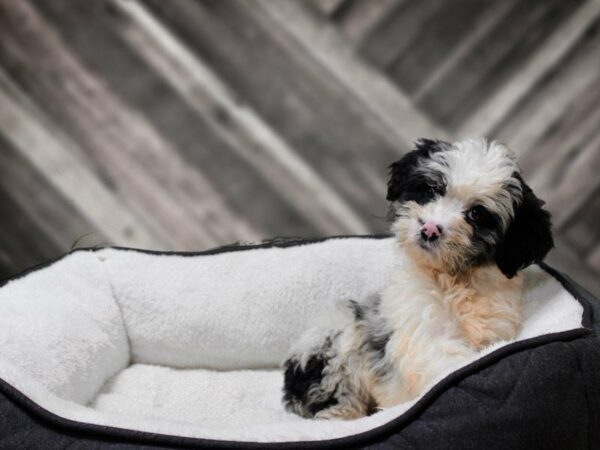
282,138,553,419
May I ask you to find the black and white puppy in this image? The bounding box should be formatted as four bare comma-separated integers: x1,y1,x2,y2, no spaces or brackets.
282,138,553,420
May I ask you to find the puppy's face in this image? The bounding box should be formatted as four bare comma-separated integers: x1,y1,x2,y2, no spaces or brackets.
387,138,553,278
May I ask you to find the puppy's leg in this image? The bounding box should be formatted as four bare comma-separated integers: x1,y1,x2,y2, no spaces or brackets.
282,328,371,419
314,388,373,420
283,329,340,418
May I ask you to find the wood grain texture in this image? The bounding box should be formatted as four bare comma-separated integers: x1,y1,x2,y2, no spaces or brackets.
359,0,445,70
387,0,495,95
311,0,348,17
459,0,600,138
0,0,260,249
0,0,597,296
31,0,323,240
495,14,600,160
143,0,404,228
115,0,369,234
416,0,583,129
332,0,400,43
0,133,100,252
0,70,163,250
254,0,448,144
0,135,96,280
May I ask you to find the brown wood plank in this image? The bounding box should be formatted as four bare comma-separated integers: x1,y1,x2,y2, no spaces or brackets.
143,0,412,231
416,0,583,129
0,0,262,249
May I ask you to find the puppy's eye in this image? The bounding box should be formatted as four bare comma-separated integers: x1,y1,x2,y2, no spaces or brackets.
467,205,486,223
425,186,437,199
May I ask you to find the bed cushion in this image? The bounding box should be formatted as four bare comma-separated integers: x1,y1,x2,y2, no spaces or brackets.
0,235,598,449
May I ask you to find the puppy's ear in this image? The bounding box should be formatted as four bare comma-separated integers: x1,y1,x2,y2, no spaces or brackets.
387,155,417,202
387,138,449,202
495,174,554,278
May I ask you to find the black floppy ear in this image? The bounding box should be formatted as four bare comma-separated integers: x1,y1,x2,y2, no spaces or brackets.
387,154,418,202
387,138,450,202
495,174,554,278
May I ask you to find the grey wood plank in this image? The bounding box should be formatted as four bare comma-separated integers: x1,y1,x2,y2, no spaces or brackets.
417,0,582,129
0,69,165,250
411,0,516,103
253,0,449,147
546,235,600,298
517,69,600,178
0,0,262,249
0,133,103,252
460,0,600,138
387,0,497,95
561,185,600,257
586,233,600,273
0,0,596,288
495,17,600,161
311,0,348,16
358,0,445,70
113,0,369,235
29,0,346,239
333,0,400,44
143,0,411,231
540,130,600,228
0,187,64,281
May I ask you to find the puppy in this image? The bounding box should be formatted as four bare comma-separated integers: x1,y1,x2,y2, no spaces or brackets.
282,138,553,420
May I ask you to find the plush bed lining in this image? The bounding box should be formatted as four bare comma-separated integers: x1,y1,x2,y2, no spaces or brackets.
0,236,591,445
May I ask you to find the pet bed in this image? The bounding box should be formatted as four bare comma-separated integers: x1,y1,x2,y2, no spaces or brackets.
0,235,598,449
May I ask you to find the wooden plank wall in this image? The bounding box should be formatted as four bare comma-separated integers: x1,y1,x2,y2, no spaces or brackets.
0,0,598,296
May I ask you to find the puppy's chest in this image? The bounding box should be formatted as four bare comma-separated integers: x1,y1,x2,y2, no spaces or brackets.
380,266,523,349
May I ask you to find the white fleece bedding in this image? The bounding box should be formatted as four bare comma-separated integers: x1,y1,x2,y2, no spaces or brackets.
0,237,585,443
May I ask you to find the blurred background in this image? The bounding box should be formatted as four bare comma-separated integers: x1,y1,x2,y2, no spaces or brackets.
0,0,598,295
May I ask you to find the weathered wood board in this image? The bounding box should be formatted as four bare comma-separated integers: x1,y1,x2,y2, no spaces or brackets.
0,0,598,296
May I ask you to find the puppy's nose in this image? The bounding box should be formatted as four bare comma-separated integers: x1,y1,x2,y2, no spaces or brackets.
420,221,443,242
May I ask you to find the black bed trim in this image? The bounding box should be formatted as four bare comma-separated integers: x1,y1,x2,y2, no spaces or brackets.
0,235,596,449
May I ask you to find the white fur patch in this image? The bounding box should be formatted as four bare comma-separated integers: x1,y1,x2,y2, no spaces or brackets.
428,139,519,192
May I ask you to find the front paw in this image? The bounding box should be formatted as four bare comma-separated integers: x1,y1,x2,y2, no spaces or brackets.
314,405,367,420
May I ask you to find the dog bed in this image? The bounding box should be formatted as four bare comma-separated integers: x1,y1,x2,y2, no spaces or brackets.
0,235,598,449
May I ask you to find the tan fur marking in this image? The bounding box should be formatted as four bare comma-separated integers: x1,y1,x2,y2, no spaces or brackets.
436,266,523,350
